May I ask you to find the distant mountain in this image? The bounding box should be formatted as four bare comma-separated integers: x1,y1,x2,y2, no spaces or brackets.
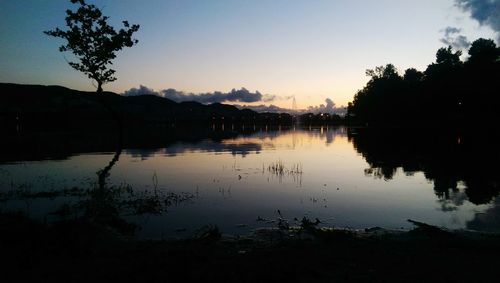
0,83,292,131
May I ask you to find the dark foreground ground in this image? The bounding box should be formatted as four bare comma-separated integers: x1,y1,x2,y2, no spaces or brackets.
1,213,499,283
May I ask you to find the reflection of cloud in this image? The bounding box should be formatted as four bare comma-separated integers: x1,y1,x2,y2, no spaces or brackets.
437,188,468,212
440,26,471,50
467,197,500,232
455,0,500,41
125,127,347,160
166,141,262,157
126,141,262,159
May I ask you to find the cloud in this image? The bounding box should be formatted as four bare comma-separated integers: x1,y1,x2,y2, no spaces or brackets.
235,104,291,113
443,26,461,34
122,85,161,96
123,86,271,104
162,87,264,103
440,26,471,50
238,98,346,116
122,87,345,115
122,85,296,104
262,94,277,102
306,98,346,115
455,0,500,41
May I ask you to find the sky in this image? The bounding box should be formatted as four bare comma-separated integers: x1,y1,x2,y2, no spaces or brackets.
0,0,498,112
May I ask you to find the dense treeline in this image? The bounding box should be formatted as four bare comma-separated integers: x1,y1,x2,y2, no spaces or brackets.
297,112,343,125
348,38,500,126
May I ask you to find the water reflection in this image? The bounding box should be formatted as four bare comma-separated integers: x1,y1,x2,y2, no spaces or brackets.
467,197,500,232
1,126,500,236
128,141,263,158
349,128,500,207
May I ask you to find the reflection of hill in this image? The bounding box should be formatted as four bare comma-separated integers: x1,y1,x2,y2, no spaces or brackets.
0,126,273,163
1,125,347,164
349,128,500,205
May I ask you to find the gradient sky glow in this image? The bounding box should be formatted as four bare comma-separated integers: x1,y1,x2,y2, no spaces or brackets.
0,0,497,109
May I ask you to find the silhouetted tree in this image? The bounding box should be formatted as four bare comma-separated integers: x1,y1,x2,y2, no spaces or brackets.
365,64,400,80
44,0,139,94
403,68,423,84
349,38,499,126
424,46,463,80
467,38,499,65
45,0,140,190
436,46,462,66
350,64,405,123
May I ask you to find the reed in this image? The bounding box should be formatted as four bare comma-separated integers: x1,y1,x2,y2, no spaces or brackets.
267,160,303,176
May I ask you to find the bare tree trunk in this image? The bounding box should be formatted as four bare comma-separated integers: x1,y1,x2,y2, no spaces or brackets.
97,81,103,94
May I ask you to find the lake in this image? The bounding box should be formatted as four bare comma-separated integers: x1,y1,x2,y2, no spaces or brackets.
1,125,499,238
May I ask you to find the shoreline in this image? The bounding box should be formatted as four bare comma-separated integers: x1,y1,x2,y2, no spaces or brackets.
3,212,500,282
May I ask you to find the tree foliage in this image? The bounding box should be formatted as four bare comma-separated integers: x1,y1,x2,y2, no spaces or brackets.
348,38,500,126
45,0,139,93
467,38,499,65
365,64,400,80
435,46,462,66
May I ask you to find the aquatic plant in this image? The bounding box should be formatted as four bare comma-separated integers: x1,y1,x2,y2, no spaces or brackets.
265,160,303,185
1,180,195,235
267,160,303,176
300,216,321,231
194,224,221,242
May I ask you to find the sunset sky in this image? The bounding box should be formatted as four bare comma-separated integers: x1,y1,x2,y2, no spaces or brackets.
0,0,497,111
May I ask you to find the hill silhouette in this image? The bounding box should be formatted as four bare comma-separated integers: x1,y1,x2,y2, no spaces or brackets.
0,83,293,131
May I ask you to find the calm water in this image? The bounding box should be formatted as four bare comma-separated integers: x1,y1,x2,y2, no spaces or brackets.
1,126,499,238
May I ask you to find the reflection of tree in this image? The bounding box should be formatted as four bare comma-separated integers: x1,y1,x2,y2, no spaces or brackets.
1,144,193,235
304,126,346,145
4,126,350,163
97,148,122,190
364,167,396,181
350,128,500,207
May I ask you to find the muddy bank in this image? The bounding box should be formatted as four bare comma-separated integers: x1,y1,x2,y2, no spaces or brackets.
2,213,500,282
